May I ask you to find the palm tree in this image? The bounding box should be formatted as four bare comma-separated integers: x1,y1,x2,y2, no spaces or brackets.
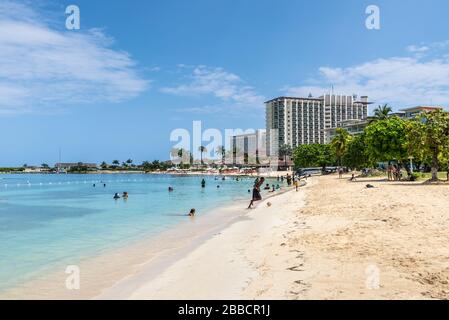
331,128,351,166
279,144,293,167
373,104,393,120
198,146,207,165
126,159,133,165
216,146,226,165
100,161,108,169
171,148,187,167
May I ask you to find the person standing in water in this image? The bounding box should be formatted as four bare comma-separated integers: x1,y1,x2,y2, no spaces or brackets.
201,178,206,188
248,177,265,209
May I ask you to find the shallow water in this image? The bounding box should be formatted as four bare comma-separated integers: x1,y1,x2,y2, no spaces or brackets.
0,173,265,292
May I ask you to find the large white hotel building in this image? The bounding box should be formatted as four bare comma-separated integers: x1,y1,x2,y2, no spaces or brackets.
265,94,370,155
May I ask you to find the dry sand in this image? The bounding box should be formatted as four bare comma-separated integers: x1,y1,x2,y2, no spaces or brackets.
127,174,449,300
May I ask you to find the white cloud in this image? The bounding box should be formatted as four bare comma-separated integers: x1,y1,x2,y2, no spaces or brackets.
406,45,429,53
0,0,148,114
284,47,449,109
161,65,264,107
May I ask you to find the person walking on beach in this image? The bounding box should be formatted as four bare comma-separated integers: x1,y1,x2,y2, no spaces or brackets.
294,178,300,192
338,167,344,179
248,177,265,209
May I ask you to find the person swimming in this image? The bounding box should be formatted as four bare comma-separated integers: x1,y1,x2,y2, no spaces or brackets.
168,186,174,192
201,179,206,188
122,192,129,199
264,183,271,190
113,193,120,199
188,208,196,217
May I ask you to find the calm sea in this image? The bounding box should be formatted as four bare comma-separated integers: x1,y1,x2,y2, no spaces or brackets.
0,173,269,292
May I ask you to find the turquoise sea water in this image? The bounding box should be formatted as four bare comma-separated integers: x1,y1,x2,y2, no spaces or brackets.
0,174,266,292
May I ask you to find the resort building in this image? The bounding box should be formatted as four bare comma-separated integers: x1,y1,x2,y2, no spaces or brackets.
400,106,443,118
324,105,444,143
324,118,372,143
265,94,370,154
229,130,267,165
55,162,98,171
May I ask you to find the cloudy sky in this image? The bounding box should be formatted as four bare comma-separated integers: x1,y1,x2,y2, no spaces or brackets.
1,0,449,165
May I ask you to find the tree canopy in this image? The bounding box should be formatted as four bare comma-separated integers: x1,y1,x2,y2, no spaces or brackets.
406,110,449,181
364,116,408,162
293,144,335,169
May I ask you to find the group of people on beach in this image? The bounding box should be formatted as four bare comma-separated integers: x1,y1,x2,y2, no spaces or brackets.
387,164,402,181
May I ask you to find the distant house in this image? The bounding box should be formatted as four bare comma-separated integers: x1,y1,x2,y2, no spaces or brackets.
23,166,51,173
55,163,97,171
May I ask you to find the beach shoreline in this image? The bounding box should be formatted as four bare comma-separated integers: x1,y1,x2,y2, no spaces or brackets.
5,173,449,300
109,174,449,300
1,178,295,300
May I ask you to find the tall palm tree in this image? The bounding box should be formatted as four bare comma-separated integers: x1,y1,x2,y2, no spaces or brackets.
279,144,293,167
373,104,393,120
331,128,351,166
198,146,207,165
216,146,226,165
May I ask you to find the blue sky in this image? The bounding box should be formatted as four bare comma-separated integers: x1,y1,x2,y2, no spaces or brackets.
1,0,449,166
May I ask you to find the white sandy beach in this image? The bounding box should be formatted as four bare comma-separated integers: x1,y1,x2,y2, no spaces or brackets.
118,174,449,300
4,174,449,300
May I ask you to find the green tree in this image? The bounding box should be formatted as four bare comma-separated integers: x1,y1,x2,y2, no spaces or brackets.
279,144,293,167
216,146,226,165
364,117,408,163
41,163,49,168
100,161,108,169
342,133,370,169
112,160,120,166
198,146,207,165
406,110,449,181
331,128,351,166
293,144,335,170
373,104,393,120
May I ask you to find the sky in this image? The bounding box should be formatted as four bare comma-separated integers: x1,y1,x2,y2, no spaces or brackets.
1,0,449,166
